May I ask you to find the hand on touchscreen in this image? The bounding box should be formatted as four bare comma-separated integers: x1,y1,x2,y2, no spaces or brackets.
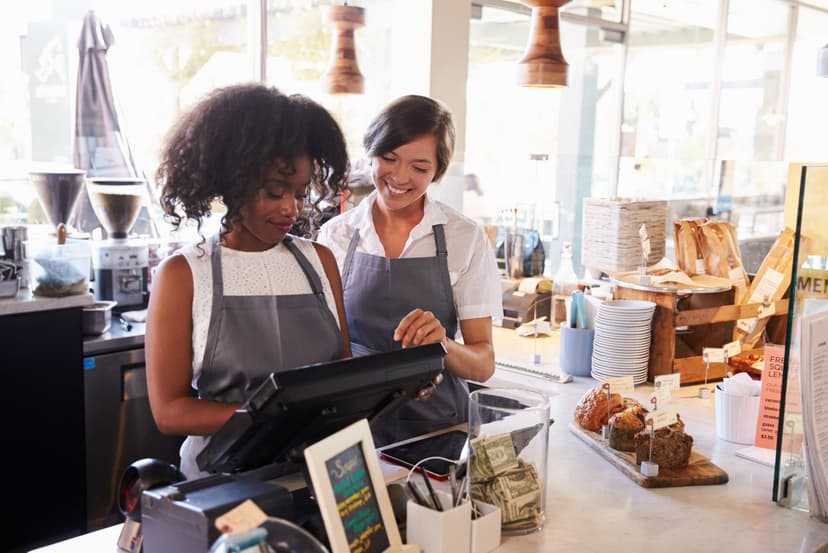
415,372,444,402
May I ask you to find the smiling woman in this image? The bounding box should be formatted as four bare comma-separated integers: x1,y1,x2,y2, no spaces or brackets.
317,94,503,447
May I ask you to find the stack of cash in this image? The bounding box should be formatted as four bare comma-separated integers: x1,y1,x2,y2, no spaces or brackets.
469,432,543,533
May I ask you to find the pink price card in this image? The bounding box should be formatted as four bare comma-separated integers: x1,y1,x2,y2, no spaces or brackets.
754,343,785,450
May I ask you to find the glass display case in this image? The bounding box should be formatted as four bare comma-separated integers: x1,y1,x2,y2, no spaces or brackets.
774,163,828,520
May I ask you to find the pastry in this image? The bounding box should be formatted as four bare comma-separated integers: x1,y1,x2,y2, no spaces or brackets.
608,406,646,452
728,352,763,379
634,415,693,468
573,386,625,431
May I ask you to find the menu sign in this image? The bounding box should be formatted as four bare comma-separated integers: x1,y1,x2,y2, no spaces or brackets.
326,443,390,553
755,344,786,449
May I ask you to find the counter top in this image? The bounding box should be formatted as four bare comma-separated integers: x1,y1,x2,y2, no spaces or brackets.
83,319,146,355
33,326,828,553
485,326,828,553
0,287,93,316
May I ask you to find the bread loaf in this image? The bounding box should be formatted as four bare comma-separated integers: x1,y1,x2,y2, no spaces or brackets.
634,416,693,468
574,386,625,431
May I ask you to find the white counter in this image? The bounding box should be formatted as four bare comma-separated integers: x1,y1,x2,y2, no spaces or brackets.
32,326,828,553
486,326,828,553
0,287,93,316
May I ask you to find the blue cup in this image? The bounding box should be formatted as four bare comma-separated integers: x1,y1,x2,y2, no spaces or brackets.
559,325,594,377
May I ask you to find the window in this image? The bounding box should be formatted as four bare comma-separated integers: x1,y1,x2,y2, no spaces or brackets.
0,0,250,234
619,1,718,200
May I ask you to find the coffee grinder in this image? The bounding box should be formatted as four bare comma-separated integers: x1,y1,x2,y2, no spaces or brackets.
86,178,149,308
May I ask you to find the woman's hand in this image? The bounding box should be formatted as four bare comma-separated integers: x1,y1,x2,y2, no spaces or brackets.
394,308,447,348
415,373,444,402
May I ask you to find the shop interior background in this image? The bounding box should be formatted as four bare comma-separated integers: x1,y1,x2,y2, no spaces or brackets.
1,0,827,273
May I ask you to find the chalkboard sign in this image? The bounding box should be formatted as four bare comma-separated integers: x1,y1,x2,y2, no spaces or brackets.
304,419,404,553
326,443,390,553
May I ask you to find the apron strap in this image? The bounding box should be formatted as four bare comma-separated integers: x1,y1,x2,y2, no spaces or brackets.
432,224,448,256
342,228,361,288
203,234,226,371
431,224,457,329
281,235,325,298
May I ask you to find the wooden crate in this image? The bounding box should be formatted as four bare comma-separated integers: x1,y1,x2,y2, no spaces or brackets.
613,285,788,384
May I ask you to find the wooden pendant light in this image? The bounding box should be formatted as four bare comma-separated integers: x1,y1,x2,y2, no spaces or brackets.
323,4,365,94
517,0,571,88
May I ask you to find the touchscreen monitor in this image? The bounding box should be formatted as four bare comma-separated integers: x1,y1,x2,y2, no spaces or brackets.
197,343,446,474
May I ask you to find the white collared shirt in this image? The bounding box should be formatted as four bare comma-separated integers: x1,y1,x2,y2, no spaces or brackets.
318,190,503,321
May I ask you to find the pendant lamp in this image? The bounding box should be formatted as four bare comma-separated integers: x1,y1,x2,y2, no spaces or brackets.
517,0,571,88
819,43,828,78
322,4,365,94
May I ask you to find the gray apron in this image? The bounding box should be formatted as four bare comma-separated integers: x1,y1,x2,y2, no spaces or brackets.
342,224,468,447
179,235,342,478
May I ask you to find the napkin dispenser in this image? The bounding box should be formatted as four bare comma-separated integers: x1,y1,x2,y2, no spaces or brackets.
501,278,552,329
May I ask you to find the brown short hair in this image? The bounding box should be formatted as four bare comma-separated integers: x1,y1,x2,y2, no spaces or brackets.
363,95,455,183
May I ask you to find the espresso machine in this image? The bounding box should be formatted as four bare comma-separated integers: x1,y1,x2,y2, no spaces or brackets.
86,178,149,308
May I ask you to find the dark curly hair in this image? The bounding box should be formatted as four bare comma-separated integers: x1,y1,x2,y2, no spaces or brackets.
363,95,455,183
156,83,349,238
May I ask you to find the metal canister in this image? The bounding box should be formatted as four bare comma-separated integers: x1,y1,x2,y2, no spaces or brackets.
2,226,28,288
2,226,27,261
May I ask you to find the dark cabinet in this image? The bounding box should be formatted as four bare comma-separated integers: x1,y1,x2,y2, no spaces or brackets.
3,307,86,552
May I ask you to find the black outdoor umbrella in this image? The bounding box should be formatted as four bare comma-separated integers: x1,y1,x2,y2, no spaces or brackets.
70,10,156,237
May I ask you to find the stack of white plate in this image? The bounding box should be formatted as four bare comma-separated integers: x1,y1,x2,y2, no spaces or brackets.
590,299,656,385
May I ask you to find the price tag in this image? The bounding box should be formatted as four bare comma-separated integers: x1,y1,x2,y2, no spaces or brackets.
605,375,635,394
723,340,741,359
757,302,775,319
695,258,707,274
639,223,648,241
645,407,677,430
642,238,652,257
535,320,551,333
215,499,268,535
702,347,725,364
648,386,671,410
654,373,681,392
737,318,757,333
729,267,747,286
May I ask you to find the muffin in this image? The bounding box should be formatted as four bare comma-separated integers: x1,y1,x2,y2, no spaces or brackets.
608,406,647,451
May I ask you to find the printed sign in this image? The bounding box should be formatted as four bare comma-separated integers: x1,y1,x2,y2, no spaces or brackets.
648,386,671,410
796,268,828,298
702,347,725,364
755,344,786,450
215,499,268,535
737,318,757,333
605,375,635,394
326,444,390,553
723,340,742,360
757,302,776,319
729,267,748,287
645,407,677,430
654,373,681,392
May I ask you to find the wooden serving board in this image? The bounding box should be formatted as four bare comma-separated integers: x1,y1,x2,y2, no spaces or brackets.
568,421,729,488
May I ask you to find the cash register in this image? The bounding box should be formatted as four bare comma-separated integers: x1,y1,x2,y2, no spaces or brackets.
129,343,447,553
500,277,552,329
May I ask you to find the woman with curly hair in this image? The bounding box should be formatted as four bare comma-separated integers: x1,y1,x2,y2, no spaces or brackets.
145,83,351,479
